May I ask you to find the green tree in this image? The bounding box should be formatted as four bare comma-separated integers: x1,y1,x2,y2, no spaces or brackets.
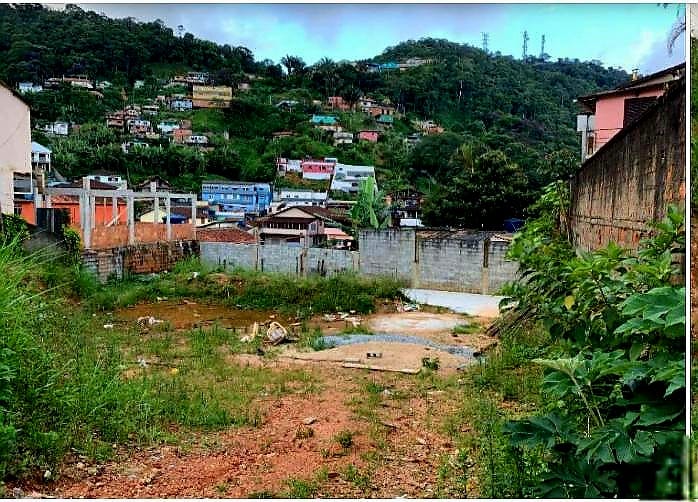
350,177,389,229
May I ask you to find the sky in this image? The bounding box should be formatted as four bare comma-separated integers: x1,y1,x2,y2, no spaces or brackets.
80,3,685,74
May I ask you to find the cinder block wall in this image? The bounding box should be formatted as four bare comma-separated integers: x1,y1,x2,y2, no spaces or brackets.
569,80,685,252
201,231,518,294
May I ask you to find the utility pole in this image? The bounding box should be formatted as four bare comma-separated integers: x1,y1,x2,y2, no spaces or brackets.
540,34,546,58
481,32,489,53
522,31,529,60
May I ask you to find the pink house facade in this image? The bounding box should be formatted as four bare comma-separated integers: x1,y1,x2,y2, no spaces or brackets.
358,130,379,142
577,63,684,161
301,160,335,180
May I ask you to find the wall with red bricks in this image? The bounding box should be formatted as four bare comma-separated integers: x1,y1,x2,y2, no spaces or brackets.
569,79,685,252
82,240,199,281
89,223,195,249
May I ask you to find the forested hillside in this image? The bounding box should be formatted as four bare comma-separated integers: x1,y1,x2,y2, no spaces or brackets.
1,3,631,227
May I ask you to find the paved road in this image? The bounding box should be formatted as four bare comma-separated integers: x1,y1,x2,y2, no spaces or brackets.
402,288,506,317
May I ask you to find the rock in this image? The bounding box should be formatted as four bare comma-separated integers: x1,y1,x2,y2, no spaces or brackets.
86,467,98,476
76,462,86,470
303,417,317,425
12,487,23,498
43,469,52,480
416,437,427,445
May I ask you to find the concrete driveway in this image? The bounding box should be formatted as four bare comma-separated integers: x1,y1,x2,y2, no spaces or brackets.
401,288,507,318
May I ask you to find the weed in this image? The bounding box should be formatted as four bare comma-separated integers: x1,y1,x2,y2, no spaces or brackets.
295,426,314,440
215,482,229,495
421,357,440,370
285,477,318,498
334,430,354,449
451,323,480,335
248,490,276,498
343,464,371,492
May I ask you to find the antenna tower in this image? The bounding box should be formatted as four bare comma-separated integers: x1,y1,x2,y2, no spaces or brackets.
522,31,530,59
540,34,546,58
482,32,489,53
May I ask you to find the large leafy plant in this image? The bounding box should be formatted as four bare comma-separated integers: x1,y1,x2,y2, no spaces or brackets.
501,183,685,499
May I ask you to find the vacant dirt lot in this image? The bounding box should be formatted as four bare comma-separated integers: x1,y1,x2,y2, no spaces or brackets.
15,300,496,498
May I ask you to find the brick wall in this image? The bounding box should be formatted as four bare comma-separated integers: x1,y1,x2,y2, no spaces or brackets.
570,79,685,252
89,223,196,249
83,240,198,281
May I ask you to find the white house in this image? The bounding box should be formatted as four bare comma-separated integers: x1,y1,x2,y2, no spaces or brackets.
0,83,32,216
185,135,209,145
158,120,180,134
18,82,43,93
330,163,376,193
40,121,69,136
86,172,127,190
271,188,328,212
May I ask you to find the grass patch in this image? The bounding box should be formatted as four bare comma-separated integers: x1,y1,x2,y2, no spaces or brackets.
451,322,481,335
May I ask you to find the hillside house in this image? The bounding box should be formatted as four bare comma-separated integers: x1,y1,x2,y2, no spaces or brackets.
271,188,328,212
173,128,193,144
301,159,335,180
276,158,302,176
18,82,43,93
121,141,150,154
170,98,193,111
87,172,127,190
201,180,272,216
254,206,326,247
276,100,299,110
377,115,394,128
31,142,51,192
127,119,151,135
185,134,209,145
327,96,351,111
330,163,376,193
0,83,32,218
576,63,684,161
139,201,210,226
192,85,233,109
106,111,126,130
135,176,172,192
311,115,337,126
386,189,424,227
142,104,160,115
415,119,444,135
40,121,69,136
324,227,353,249
358,130,379,142
333,131,353,145
238,82,251,92
158,120,181,135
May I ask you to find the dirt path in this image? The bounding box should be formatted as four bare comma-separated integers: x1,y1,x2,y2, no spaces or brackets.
27,363,465,498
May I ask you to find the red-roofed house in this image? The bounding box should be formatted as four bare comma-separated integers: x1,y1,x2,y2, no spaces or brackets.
197,228,256,243
358,130,379,143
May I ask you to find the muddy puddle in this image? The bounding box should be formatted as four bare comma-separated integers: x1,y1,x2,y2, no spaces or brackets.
117,300,291,331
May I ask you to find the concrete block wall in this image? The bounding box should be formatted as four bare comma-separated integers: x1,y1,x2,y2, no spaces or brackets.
415,237,484,293
200,231,518,294
200,242,360,276
358,228,415,281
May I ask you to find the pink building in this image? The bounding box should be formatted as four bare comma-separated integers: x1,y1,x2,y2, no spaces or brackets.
301,160,335,180
173,128,193,144
577,63,684,161
327,96,351,111
358,130,379,143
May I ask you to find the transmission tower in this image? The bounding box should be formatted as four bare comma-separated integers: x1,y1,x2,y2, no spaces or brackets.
540,34,546,58
482,32,489,53
522,31,529,59
177,25,185,38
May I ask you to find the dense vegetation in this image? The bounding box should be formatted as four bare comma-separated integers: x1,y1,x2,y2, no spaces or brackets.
494,183,685,498
1,3,632,228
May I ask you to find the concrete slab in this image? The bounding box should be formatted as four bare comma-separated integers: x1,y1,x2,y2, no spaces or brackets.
401,289,504,318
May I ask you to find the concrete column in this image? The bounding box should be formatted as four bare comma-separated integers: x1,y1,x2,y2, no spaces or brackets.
91,196,96,229
154,197,159,224
127,193,135,245
112,196,117,224
165,194,172,240
45,194,52,209
191,195,196,238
